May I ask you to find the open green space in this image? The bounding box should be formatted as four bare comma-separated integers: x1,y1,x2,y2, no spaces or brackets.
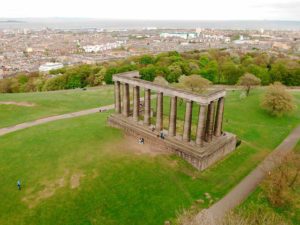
0,86,114,128
0,89,299,225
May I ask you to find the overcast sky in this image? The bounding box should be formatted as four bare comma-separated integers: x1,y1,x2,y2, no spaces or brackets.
1,0,299,20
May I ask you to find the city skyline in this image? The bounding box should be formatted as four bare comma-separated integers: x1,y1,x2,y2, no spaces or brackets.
1,0,300,21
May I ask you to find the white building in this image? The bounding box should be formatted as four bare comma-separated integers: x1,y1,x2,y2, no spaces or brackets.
39,62,64,72
82,41,125,53
160,32,198,40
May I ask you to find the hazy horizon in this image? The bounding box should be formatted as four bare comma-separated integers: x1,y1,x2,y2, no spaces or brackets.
0,18,300,30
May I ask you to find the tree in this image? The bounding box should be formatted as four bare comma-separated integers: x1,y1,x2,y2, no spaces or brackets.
104,67,118,84
0,79,12,93
139,65,156,81
176,75,211,93
166,63,182,82
139,55,154,65
221,60,243,85
261,82,296,117
200,60,219,83
238,73,261,96
245,64,270,85
153,76,169,86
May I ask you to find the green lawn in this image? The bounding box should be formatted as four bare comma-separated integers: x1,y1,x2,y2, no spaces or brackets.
0,89,299,225
0,86,114,128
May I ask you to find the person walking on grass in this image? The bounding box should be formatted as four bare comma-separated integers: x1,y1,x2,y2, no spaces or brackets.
17,180,21,190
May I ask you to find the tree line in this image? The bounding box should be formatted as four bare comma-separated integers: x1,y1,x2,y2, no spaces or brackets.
0,49,299,93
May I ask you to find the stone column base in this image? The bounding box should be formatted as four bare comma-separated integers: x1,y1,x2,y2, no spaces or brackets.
108,114,237,171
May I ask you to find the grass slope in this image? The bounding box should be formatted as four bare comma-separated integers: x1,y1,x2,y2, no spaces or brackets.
0,89,299,225
0,86,114,128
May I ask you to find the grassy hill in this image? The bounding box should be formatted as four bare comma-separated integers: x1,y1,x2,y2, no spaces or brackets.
0,89,299,225
0,86,114,128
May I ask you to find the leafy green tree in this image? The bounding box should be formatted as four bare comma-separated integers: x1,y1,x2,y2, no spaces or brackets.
246,64,270,85
241,54,254,67
139,65,156,81
49,67,67,75
104,67,118,84
167,63,182,82
270,61,286,83
139,55,154,65
17,74,29,85
261,82,296,117
200,60,219,82
168,51,180,57
42,75,67,91
222,61,243,84
199,55,210,68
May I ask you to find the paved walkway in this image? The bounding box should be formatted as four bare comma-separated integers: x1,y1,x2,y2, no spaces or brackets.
192,125,300,225
0,104,115,137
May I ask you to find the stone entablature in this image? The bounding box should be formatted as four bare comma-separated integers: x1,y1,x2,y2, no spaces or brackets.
109,71,237,170
113,71,226,104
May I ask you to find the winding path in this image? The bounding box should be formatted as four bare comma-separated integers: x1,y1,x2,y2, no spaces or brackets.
193,125,300,225
0,104,115,137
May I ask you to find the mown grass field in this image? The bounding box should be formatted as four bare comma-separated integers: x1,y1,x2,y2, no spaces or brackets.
0,89,299,225
0,86,114,128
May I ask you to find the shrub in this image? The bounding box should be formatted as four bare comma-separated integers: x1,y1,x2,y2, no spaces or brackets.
261,82,296,117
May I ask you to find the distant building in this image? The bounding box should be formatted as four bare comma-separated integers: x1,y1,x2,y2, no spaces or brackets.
82,41,125,53
160,32,198,40
26,47,33,53
272,42,291,50
39,62,64,72
196,28,202,35
143,27,157,30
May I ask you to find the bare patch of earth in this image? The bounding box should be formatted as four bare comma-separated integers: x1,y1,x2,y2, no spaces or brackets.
118,135,170,156
22,170,86,208
0,101,36,107
70,172,85,189
22,170,69,208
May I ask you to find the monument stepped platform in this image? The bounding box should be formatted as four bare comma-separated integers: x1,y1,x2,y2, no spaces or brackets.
108,114,237,171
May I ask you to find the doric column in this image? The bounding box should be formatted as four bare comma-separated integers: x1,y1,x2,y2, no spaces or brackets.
168,96,177,137
214,97,225,137
122,83,130,117
133,86,140,122
196,104,207,146
114,81,121,113
144,89,151,126
156,92,163,131
205,101,215,142
183,100,193,142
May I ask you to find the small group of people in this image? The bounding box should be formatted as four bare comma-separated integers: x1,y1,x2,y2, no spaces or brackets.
138,137,144,144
